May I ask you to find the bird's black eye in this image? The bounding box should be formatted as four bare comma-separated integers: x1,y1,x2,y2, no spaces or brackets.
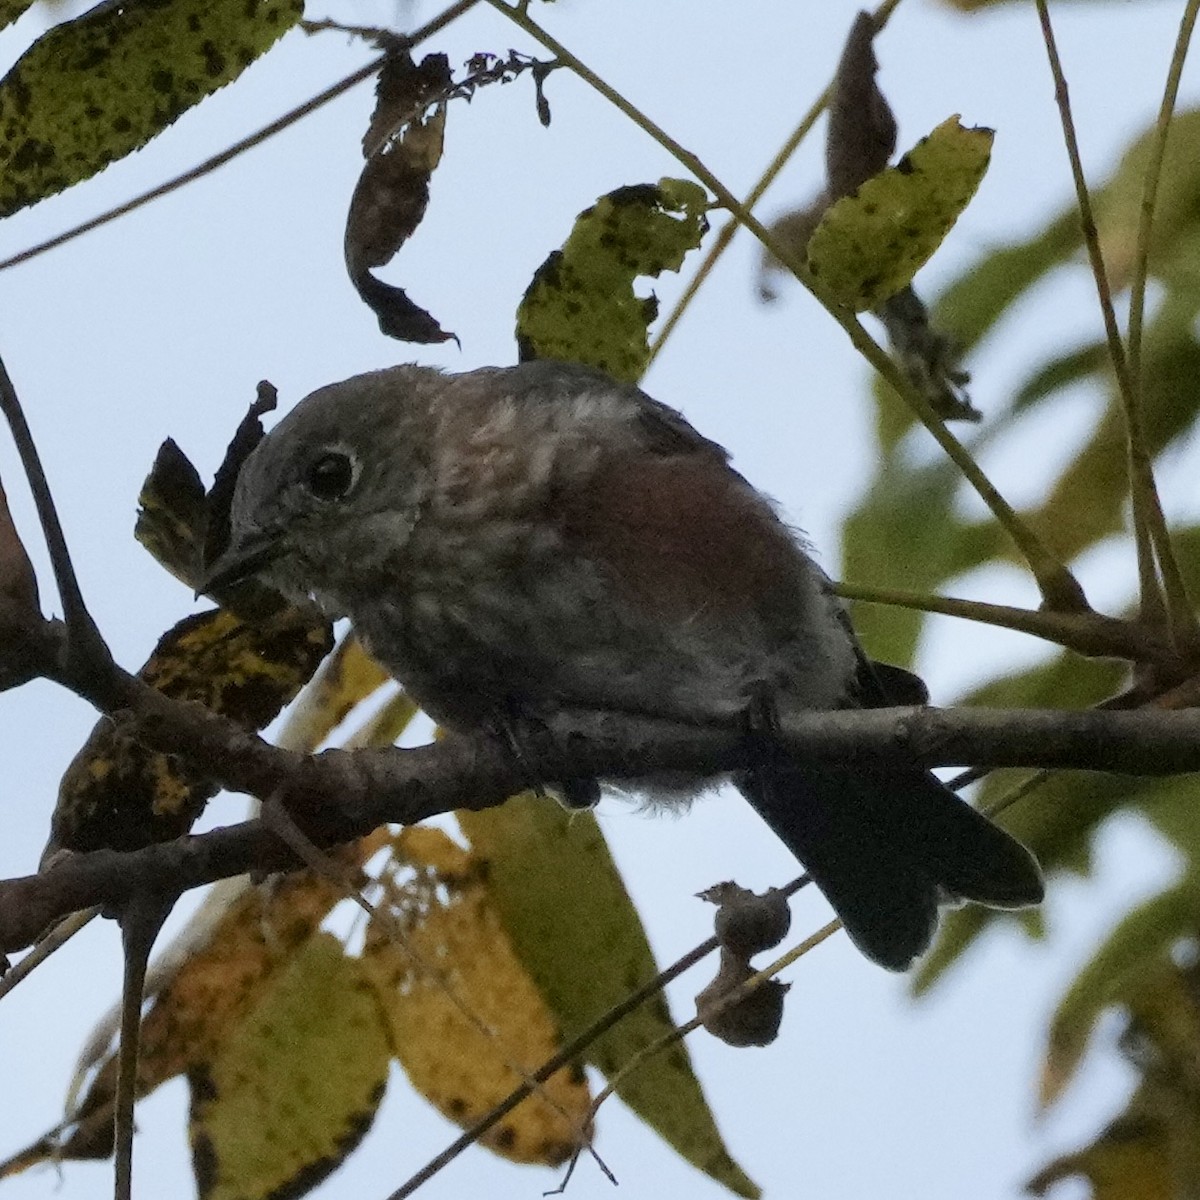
304,451,356,500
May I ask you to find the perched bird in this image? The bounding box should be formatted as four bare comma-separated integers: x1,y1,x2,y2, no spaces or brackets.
206,360,1043,970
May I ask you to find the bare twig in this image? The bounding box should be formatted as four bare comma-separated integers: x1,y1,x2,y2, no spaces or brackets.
384,872,810,1200
0,354,113,681
1127,0,1200,386
0,908,97,1003
113,892,175,1200
835,581,1171,664
1034,0,1198,649
0,0,483,276
648,0,907,365
491,0,1088,615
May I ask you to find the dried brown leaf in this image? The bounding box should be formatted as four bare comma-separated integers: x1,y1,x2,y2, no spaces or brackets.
346,51,455,344
826,10,897,200
47,606,332,855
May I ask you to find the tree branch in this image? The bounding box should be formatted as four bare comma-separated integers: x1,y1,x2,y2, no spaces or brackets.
5,682,1200,955
0,0,483,275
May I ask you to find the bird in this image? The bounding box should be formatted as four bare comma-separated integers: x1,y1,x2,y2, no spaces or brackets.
204,359,1043,970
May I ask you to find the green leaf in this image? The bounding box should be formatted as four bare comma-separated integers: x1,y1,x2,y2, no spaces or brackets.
1093,109,1200,291
1040,886,1200,1109
0,0,302,217
0,0,37,36
1013,341,1110,412
516,178,710,384
1021,297,1200,566
840,456,967,667
1026,1084,1179,1200
935,210,1080,351
190,933,392,1200
931,109,1200,351
807,117,992,311
458,794,759,1198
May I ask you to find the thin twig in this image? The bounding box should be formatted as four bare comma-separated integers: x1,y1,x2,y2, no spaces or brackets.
980,770,1053,821
835,581,1169,664
491,0,1088,615
385,874,811,1200
0,353,112,678
113,893,175,1200
555,918,841,1189
1126,0,1200,655
648,0,907,365
0,0,483,275
1127,0,1200,386
261,798,604,1168
1034,0,1198,647
0,908,98,1002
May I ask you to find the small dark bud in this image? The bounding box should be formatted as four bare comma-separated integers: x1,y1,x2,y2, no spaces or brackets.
696,951,791,1048
700,881,791,960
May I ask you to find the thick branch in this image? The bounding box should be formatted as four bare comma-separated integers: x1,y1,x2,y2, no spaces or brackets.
4,694,1200,954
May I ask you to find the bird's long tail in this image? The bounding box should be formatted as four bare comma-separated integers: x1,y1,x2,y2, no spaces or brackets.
741,763,1044,970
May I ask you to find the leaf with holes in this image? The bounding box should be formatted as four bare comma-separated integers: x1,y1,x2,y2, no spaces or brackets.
517,178,710,384
0,0,302,216
808,117,992,311
364,827,591,1164
459,794,759,1197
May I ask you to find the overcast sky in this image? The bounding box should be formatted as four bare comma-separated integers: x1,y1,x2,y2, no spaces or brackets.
0,2,1197,1198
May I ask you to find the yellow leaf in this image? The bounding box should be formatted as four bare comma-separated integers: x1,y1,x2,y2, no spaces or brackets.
49,607,333,854
190,933,392,1200
364,827,591,1165
808,116,992,310
275,631,392,753
459,795,759,1197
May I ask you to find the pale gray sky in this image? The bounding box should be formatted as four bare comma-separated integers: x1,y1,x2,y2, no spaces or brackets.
0,2,1195,1198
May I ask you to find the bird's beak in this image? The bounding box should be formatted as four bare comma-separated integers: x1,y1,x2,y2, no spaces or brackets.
196,531,282,599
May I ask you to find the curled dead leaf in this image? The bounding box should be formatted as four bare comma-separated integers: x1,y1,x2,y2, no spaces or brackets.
346,51,456,345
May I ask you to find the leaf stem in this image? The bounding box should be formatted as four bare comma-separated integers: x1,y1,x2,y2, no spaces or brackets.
491,0,1088,613
1034,0,1198,645
648,0,906,365
1128,0,1200,655
0,0,483,275
0,909,97,1003
384,873,810,1199
835,582,1170,664
1128,0,1200,385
